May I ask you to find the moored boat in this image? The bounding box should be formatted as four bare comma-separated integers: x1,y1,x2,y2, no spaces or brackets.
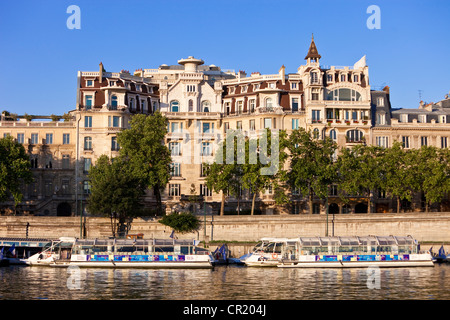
26,237,76,266
243,238,298,267
44,238,214,269
278,235,433,268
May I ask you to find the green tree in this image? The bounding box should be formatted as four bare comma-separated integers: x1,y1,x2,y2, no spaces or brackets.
159,212,201,234
380,142,416,213
288,128,338,213
242,128,289,215
117,112,171,214
412,146,450,212
87,155,146,238
337,144,384,213
0,136,33,211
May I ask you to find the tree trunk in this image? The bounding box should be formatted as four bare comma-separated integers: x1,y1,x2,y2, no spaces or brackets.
367,190,371,214
309,189,313,214
397,197,401,214
155,185,162,215
220,192,225,216
251,192,257,216
110,212,117,238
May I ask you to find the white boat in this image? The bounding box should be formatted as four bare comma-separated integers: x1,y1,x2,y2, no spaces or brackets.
34,237,214,269
277,235,434,268
26,237,76,266
243,238,298,267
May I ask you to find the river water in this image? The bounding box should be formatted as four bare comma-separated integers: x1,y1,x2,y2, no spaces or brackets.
0,263,449,301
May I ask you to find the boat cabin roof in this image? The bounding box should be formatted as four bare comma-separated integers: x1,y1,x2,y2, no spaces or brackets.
72,238,199,247
298,235,417,246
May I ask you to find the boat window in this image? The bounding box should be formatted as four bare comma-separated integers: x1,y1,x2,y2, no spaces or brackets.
274,243,283,254
263,243,275,253
116,246,136,253
180,246,191,254
153,246,174,253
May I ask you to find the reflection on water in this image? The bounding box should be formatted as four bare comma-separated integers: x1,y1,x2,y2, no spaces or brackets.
0,264,449,300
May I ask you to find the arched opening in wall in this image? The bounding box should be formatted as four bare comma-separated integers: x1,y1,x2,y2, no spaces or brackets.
355,203,368,213
57,202,72,217
329,203,339,214
342,204,351,214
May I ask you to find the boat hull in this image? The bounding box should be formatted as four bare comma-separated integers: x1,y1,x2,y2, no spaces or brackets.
50,260,213,269
278,253,434,268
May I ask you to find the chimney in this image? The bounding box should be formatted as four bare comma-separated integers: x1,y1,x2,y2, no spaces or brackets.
382,86,390,94
279,65,286,85
99,62,104,81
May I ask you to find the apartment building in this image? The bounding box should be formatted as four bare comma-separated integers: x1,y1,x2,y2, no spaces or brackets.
1,36,449,216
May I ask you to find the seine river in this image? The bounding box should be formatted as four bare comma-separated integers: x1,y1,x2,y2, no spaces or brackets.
0,263,449,301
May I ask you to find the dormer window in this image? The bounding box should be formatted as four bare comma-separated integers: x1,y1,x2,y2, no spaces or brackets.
229,87,235,94
111,95,118,109
439,115,447,123
340,74,346,82
109,81,116,87
310,72,319,84
136,84,141,92
291,82,298,90
253,84,260,91
377,97,384,106
86,80,94,87
353,74,359,83
400,114,408,123
327,74,333,83
418,114,427,123
241,85,248,93
268,82,276,89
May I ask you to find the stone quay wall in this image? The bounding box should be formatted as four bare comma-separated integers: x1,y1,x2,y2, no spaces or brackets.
1,212,450,243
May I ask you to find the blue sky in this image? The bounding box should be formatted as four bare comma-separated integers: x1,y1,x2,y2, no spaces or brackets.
0,0,449,115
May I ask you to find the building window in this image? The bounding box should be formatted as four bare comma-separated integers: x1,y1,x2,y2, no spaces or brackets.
376,113,386,125
200,184,212,197
249,99,256,113
170,122,183,133
31,133,38,144
421,136,428,146
347,130,364,143
326,88,361,101
250,119,256,131
170,163,181,177
340,74,346,82
84,116,92,128
402,136,410,148
109,116,120,128
17,133,24,144
63,133,70,145
376,136,389,148
291,82,297,90
187,85,196,92
61,179,70,195
292,119,300,130
439,115,447,123
201,142,212,156
83,158,92,173
327,74,333,82
170,101,179,112
441,137,448,148
292,98,299,112
264,118,272,129
377,97,384,106
266,98,273,109
202,122,214,134
83,181,91,194
129,98,135,111
169,142,181,156
224,122,230,133
169,184,181,197
84,137,92,150
85,95,93,109
418,114,427,123
236,121,242,130
45,133,53,145
111,95,118,109
353,74,359,82
135,84,141,91
329,129,336,140
310,72,318,84
312,110,321,122
400,114,408,123
62,154,70,169
111,136,119,151
311,89,320,101
313,128,320,139
86,80,93,87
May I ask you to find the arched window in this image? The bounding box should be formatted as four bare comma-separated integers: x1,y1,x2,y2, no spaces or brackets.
310,71,319,84
84,136,92,150
170,101,179,112
111,95,118,109
313,128,320,139
202,101,210,113
266,98,273,109
346,129,364,143
329,129,336,140
326,88,362,101
188,100,193,112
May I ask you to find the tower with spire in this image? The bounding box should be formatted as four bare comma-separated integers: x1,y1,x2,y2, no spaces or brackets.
305,34,321,65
